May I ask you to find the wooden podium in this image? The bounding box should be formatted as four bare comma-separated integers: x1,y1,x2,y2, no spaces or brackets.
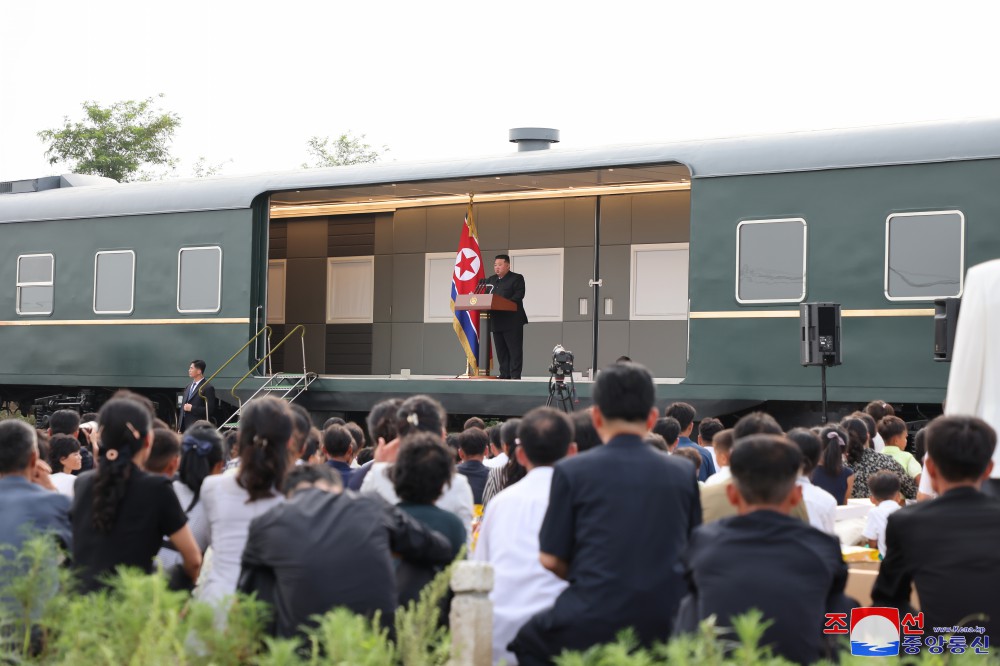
454,293,518,376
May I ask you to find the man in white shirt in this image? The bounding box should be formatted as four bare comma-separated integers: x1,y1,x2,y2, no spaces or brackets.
473,407,577,665
862,471,902,557
484,420,514,469
787,429,837,535
704,429,734,487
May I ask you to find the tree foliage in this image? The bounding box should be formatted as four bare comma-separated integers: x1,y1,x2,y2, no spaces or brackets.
302,131,388,168
37,95,181,182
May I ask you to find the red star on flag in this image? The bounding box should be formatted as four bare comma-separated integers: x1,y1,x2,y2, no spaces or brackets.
456,251,476,279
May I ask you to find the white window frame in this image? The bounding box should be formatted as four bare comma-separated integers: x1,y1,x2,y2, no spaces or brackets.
884,210,965,302
509,247,564,323
267,259,286,324
424,251,459,323
16,253,54,316
93,250,136,315
176,246,222,314
326,256,375,324
629,243,690,320
735,217,807,304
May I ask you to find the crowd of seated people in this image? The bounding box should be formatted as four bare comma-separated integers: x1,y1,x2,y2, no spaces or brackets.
1,367,999,665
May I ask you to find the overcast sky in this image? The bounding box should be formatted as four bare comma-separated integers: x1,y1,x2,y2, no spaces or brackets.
2,1,998,181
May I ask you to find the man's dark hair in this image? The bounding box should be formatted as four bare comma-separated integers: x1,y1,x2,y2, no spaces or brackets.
592,362,655,422
145,429,182,474
49,409,81,436
615,355,632,364
733,412,783,439
494,254,511,263
730,435,804,505
645,433,669,452
459,427,489,457
876,416,907,443
289,404,312,457
48,434,81,473
652,417,682,446
865,400,895,422
323,417,346,429
284,463,341,495
913,428,927,465
300,427,321,462
0,420,38,474
925,415,997,482
868,470,901,502
345,422,366,449
463,417,486,431
499,418,520,449
191,359,207,374
673,447,702,476
366,398,402,444
699,418,725,444
712,429,736,456
518,407,574,466
391,433,455,504
571,410,602,451
665,403,696,431
323,424,354,458
356,446,375,466
786,428,821,475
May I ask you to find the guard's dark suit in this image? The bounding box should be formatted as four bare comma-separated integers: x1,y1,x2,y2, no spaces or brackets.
486,270,528,379
180,379,215,431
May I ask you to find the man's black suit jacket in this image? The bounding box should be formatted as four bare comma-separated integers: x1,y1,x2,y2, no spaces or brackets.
872,486,1000,637
677,510,850,665
486,271,528,332
181,380,216,431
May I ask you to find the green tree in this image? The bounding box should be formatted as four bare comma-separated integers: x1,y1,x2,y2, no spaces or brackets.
302,131,388,168
37,94,181,182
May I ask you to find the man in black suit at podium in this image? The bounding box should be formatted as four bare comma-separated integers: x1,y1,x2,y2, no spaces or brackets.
486,254,528,379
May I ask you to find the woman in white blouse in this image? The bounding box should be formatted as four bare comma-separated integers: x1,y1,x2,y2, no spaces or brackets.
196,397,293,606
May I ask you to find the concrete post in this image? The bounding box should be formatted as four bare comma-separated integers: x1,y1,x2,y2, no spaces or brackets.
449,560,494,666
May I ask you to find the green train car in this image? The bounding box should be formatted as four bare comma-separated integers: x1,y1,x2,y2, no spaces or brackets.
1,119,996,423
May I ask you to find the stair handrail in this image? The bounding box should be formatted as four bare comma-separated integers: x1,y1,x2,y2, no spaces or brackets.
199,326,273,403
229,324,308,404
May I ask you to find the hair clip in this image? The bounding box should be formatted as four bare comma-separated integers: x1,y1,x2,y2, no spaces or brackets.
407,413,419,427
252,434,269,448
182,435,214,457
827,431,846,448
125,421,141,440
105,449,119,461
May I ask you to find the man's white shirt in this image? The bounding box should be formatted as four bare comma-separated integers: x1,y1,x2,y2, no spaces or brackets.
359,462,474,531
473,466,568,665
797,476,837,536
484,452,508,469
704,466,731,486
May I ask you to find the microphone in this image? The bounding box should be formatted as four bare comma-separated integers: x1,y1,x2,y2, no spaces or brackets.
474,279,486,294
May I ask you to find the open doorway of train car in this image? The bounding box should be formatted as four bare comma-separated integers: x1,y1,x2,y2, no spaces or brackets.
264,164,692,381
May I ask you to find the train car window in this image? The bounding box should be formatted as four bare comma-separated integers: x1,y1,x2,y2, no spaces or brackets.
93,250,135,315
326,256,374,324
885,211,964,301
736,218,807,303
178,246,222,313
16,253,54,315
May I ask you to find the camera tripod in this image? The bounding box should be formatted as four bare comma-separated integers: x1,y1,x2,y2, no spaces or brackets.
546,372,578,412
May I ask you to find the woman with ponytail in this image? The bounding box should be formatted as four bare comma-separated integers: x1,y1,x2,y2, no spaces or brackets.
810,425,855,504
71,398,201,592
197,396,292,605
156,424,225,573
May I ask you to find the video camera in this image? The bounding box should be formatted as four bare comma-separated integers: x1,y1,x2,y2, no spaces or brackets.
548,345,575,380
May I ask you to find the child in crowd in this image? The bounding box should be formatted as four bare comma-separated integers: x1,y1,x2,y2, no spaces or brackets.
877,416,921,482
862,470,901,558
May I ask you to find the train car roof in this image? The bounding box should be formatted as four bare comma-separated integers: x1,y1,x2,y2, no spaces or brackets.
4,117,1000,223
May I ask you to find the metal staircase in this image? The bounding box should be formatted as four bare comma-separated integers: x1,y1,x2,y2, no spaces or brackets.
216,371,317,430
204,325,316,432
